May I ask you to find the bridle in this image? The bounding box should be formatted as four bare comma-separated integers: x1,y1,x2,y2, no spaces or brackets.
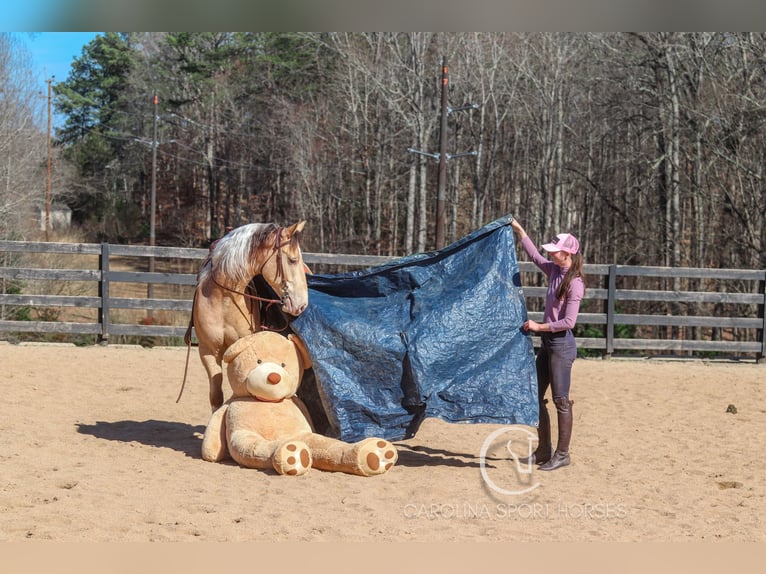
263,225,291,305
211,225,293,331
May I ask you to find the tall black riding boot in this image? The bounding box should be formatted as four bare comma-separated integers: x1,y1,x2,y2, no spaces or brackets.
539,397,573,471
519,399,552,465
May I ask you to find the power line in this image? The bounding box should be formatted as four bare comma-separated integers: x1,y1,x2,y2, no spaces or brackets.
99,130,287,173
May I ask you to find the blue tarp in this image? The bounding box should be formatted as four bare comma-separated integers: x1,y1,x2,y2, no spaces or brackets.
290,215,539,443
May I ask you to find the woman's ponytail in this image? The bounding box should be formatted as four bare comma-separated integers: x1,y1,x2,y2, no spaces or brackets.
557,252,586,300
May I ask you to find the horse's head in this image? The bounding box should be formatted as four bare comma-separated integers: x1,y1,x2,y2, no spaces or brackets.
261,220,309,316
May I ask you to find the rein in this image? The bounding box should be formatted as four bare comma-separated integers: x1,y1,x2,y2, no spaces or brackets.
211,275,284,307
211,275,290,335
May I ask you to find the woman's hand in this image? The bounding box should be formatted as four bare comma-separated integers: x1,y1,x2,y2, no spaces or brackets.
511,218,527,238
523,320,545,332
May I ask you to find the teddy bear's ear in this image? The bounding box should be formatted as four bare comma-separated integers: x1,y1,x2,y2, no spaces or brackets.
223,335,255,364
288,334,312,370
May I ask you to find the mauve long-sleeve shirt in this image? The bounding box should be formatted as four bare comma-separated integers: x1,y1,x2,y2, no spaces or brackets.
521,235,584,332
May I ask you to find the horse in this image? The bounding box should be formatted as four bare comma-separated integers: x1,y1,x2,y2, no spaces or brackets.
183,221,309,411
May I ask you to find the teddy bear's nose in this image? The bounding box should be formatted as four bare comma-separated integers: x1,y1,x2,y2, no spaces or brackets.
267,372,281,385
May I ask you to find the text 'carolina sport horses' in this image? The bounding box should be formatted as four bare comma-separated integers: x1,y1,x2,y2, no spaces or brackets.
184,221,309,411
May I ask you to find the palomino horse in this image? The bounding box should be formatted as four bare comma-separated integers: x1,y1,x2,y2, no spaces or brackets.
185,221,309,411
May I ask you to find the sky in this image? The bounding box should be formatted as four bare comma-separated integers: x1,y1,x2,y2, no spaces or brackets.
12,32,101,89
9,32,101,128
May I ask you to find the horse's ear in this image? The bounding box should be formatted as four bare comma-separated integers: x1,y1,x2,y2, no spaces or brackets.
223,335,254,364
288,334,312,370
289,220,306,235
279,221,305,244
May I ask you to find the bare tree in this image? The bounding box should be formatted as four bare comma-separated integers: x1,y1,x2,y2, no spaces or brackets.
0,33,49,240
45,31,766,281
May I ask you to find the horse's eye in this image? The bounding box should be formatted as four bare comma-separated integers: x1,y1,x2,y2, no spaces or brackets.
288,256,298,264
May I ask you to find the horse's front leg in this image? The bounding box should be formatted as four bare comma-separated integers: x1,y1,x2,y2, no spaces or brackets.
198,343,224,411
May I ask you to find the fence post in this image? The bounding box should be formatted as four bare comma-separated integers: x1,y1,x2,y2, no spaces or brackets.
758,271,765,363
98,242,110,345
604,264,616,359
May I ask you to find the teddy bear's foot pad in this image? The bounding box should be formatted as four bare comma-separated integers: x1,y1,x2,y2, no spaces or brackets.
273,441,312,476
359,438,398,476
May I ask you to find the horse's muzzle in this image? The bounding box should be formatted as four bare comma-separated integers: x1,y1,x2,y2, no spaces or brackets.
282,301,307,316
281,292,307,316
280,283,308,316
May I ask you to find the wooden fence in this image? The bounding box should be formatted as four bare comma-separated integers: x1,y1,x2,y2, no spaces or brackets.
1,240,764,362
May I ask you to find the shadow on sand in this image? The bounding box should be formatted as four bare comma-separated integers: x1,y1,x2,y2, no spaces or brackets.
76,419,206,459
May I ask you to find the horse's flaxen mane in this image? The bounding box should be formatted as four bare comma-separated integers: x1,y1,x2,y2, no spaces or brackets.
198,223,280,286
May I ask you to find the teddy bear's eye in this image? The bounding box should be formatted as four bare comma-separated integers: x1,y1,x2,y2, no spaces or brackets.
257,359,262,364
281,363,286,368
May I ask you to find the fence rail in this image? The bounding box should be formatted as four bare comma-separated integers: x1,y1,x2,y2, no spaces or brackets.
1,240,764,362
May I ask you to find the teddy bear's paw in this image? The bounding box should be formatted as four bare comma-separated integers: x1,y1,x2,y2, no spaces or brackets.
273,440,312,476
358,438,398,476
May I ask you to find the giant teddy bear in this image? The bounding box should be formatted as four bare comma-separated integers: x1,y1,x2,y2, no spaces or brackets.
201,330,398,476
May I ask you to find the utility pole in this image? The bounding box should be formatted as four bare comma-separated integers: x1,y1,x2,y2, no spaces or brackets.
407,58,479,250
148,93,158,305
45,77,53,241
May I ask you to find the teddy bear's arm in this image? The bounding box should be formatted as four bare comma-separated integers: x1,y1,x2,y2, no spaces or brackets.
201,404,229,462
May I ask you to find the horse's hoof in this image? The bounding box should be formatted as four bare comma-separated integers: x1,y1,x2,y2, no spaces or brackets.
273,440,312,476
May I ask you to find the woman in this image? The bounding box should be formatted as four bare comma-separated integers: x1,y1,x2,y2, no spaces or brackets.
511,217,585,471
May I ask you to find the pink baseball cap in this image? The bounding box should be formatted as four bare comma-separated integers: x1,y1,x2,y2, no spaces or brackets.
542,233,580,254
